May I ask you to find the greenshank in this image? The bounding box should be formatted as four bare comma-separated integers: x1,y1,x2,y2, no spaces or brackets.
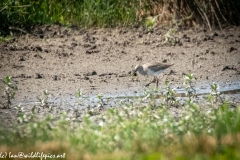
133,62,173,87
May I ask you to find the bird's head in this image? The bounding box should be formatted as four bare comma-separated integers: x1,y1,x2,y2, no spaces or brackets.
132,65,141,76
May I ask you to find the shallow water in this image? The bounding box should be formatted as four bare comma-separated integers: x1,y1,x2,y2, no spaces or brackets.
103,80,240,99
12,80,240,109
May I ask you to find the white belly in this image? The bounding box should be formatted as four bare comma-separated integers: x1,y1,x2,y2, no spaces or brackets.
146,69,166,76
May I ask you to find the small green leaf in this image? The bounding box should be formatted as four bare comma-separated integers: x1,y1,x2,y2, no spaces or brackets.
98,94,102,99
44,90,49,95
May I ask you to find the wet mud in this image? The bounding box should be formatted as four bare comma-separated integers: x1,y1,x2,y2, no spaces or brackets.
0,25,240,125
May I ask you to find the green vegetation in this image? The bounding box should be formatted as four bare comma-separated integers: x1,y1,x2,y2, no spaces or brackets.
0,34,12,42
145,15,158,31
0,75,240,159
1,0,240,36
0,0,141,35
1,76,18,108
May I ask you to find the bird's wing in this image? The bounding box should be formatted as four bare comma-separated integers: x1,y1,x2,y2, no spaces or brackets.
147,63,172,71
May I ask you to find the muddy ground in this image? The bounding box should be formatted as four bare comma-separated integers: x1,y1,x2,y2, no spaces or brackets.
0,25,240,125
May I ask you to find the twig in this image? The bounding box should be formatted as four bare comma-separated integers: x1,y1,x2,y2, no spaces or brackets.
214,0,228,23
211,0,215,30
9,26,39,37
1,4,31,13
222,1,235,25
11,5,31,8
0,5,8,13
211,3,222,30
193,0,212,31
9,26,28,34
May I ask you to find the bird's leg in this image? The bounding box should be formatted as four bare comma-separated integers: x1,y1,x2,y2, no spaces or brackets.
152,77,156,83
145,76,152,87
156,78,159,88
145,77,158,87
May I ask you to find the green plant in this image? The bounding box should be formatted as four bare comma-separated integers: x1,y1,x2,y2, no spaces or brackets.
207,82,223,104
0,35,12,42
2,76,18,108
162,80,178,106
14,104,25,123
1,0,240,36
0,0,142,34
97,93,104,111
163,23,180,45
37,90,52,110
145,15,158,31
183,74,196,102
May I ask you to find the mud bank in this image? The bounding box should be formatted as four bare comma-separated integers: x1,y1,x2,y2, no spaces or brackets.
0,25,240,125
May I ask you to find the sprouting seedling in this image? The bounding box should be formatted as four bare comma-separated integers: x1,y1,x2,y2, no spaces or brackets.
97,93,104,111
210,83,219,94
97,93,102,100
143,86,158,100
145,15,158,31
37,90,51,109
76,89,84,104
2,76,18,108
208,82,223,103
142,89,153,106
184,74,195,83
76,89,90,102
163,25,179,45
14,104,24,113
44,90,49,96
165,79,170,86
37,97,45,107
163,80,177,106
183,74,196,101
76,90,83,98
14,104,26,123
143,89,151,99
75,89,90,115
